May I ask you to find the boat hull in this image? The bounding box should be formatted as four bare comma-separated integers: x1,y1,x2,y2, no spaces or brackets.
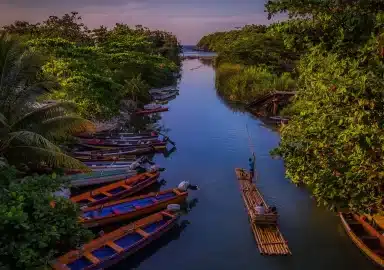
71,172,160,207
136,107,169,115
78,143,166,150
339,212,384,267
73,147,154,157
80,189,187,228
51,211,179,270
67,170,137,187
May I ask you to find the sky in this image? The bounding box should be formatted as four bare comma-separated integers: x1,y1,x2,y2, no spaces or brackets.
0,0,284,44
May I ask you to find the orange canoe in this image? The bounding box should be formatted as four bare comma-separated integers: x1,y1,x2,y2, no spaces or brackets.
51,211,178,270
340,212,384,267
80,188,187,228
71,172,160,207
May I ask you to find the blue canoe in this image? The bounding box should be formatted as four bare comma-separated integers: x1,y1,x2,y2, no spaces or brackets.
52,211,179,270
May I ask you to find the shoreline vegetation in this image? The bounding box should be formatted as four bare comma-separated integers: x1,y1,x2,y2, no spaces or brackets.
0,12,182,269
197,0,384,214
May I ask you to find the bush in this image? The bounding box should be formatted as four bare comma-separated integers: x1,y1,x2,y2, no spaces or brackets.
0,167,92,269
216,64,295,102
272,48,384,213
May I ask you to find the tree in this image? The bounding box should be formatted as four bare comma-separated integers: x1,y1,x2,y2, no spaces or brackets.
265,0,384,56
0,34,94,170
0,166,93,269
272,47,384,213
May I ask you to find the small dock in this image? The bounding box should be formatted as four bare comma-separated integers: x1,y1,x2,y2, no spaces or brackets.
235,168,291,255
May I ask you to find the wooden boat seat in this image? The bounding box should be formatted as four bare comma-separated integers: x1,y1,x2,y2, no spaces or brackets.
252,214,278,225
106,241,124,253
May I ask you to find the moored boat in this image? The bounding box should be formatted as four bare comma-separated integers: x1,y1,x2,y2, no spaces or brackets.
339,212,384,267
151,91,178,101
51,211,179,270
75,155,139,162
77,139,167,150
71,172,160,207
72,146,155,157
83,157,147,170
136,107,169,115
84,161,138,166
76,131,156,139
80,188,187,228
65,170,137,187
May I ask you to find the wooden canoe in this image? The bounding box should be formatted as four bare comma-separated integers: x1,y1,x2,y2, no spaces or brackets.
72,147,155,157
340,212,384,267
78,142,167,150
84,161,137,166
65,170,137,187
136,107,169,115
51,211,178,270
79,138,166,146
71,172,160,207
80,188,187,228
76,131,157,139
152,92,178,101
75,155,139,162
81,157,146,171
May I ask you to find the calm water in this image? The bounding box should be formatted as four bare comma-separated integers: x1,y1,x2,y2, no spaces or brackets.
182,45,217,57
113,59,378,270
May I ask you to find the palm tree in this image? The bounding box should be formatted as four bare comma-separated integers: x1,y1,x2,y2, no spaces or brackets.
0,33,94,170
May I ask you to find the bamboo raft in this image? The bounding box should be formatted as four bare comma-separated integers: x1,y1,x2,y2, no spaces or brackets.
235,168,291,255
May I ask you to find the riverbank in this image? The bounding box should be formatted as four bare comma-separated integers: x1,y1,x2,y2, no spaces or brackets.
196,2,384,214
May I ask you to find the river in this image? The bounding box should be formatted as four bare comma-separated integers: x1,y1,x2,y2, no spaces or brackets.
112,58,378,270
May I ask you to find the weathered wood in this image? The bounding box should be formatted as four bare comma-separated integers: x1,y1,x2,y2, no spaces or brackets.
247,91,296,116
235,168,291,256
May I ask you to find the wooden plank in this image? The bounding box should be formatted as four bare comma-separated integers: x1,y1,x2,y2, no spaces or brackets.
83,252,100,264
102,191,112,197
135,228,150,237
373,215,384,231
161,211,175,218
121,184,132,190
106,241,124,253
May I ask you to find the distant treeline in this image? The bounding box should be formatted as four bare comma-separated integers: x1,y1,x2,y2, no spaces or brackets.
1,12,182,118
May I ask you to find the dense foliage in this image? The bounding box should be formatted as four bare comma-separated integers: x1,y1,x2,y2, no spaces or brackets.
0,166,92,269
197,25,297,103
198,0,384,212
2,12,181,118
0,34,93,170
216,64,295,103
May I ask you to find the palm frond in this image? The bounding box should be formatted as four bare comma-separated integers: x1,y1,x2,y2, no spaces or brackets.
38,115,95,140
4,131,61,152
0,112,8,128
4,146,90,170
0,34,54,121
11,101,78,129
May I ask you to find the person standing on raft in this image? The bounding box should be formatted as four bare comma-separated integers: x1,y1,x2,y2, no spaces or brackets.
248,154,255,181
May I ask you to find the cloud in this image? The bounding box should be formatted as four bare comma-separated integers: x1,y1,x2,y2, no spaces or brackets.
0,0,283,44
